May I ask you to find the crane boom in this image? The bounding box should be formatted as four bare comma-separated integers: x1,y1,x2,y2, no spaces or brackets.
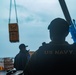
58,0,72,25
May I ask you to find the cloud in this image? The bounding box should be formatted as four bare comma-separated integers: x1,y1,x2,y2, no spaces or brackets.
0,0,75,57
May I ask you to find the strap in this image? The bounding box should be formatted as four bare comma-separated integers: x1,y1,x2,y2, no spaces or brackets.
14,0,18,23
9,0,18,23
9,0,12,23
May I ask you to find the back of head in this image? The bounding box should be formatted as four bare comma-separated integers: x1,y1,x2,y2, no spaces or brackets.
48,18,69,40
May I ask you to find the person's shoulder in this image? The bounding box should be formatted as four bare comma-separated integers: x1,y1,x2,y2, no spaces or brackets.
71,43,76,46
67,43,76,54
15,52,21,58
33,42,52,56
70,43,76,49
38,42,50,50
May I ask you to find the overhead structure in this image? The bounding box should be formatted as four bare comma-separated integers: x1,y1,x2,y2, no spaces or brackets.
58,0,72,25
59,0,76,42
8,0,19,42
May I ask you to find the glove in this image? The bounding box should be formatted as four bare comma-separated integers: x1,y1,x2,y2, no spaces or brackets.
69,19,76,43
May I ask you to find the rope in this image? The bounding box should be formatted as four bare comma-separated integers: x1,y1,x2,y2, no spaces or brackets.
14,0,18,23
9,0,18,23
9,0,12,23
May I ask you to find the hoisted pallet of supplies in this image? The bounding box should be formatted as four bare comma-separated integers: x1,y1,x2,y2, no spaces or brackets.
8,0,19,42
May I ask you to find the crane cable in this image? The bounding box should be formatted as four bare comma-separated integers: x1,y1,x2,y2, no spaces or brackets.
9,0,18,24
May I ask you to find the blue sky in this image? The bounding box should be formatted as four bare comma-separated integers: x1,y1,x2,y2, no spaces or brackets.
0,0,76,57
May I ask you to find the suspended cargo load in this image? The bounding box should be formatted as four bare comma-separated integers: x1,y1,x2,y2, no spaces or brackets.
9,23,19,42
8,0,19,42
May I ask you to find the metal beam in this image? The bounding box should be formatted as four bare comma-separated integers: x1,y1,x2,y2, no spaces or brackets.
58,0,72,25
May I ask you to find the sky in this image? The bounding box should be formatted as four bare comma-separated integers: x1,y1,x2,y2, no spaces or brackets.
0,0,76,57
